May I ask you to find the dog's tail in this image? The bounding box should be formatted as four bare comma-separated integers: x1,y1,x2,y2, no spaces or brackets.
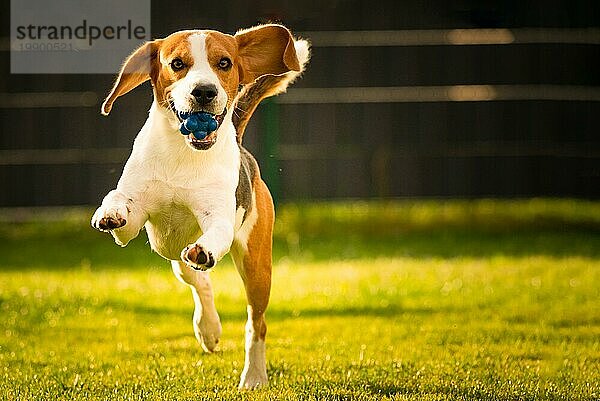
233,38,310,143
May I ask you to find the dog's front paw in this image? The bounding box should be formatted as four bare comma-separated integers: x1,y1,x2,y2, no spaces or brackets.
181,244,215,271
91,205,128,232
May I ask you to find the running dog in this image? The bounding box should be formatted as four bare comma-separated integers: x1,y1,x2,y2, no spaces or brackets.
91,24,309,389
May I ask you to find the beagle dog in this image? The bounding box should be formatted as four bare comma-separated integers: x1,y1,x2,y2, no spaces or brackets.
91,24,309,389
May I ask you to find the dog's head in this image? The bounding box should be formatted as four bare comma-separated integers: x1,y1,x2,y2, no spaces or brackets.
101,24,302,150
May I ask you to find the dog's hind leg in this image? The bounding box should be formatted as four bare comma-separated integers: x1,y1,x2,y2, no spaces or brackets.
231,179,274,389
171,260,222,352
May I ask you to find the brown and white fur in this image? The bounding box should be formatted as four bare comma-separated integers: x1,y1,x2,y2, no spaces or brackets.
91,24,310,389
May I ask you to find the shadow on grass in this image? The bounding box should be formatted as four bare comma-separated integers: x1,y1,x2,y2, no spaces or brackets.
90,298,454,324
274,229,600,263
0,200,599,271
264,304,452,321
0,226,598,272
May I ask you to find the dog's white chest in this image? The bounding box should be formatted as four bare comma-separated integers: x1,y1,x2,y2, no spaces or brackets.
116,109,240,260
145,202,203,260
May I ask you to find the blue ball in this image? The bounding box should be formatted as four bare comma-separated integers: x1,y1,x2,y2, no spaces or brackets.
179,123,191,135
184,118,200,132
178,110,219,139
185,116,210,132
177,111,190,120
198,112,212,122
193,130,208,140
207,119,218,132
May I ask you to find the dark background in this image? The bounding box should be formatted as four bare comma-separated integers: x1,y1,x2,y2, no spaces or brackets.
1,0,599,206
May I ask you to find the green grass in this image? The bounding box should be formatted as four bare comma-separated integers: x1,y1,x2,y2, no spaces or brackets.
0,199,599,400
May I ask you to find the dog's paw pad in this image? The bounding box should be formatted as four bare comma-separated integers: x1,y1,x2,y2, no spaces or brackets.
182,244,215,271
97,216,127,231
92,207,127,232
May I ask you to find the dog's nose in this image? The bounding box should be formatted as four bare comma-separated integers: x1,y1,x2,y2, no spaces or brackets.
191,85,218,105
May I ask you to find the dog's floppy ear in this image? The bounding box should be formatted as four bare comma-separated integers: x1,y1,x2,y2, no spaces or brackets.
235,24,301,84
101,40,160,115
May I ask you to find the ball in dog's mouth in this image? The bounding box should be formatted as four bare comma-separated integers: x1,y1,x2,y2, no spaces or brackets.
176,109,227,151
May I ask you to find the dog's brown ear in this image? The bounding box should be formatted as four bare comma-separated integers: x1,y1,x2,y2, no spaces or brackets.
235,24,301,84
101,41,160,115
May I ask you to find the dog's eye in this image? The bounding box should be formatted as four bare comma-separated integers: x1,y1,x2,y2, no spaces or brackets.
170,58,186,71
218,57,232,70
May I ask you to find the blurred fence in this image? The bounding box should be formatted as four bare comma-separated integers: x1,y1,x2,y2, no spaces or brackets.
255,27,600,201
1,4,599,206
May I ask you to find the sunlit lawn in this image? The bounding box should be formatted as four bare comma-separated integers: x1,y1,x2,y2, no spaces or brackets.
0,199,599,400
